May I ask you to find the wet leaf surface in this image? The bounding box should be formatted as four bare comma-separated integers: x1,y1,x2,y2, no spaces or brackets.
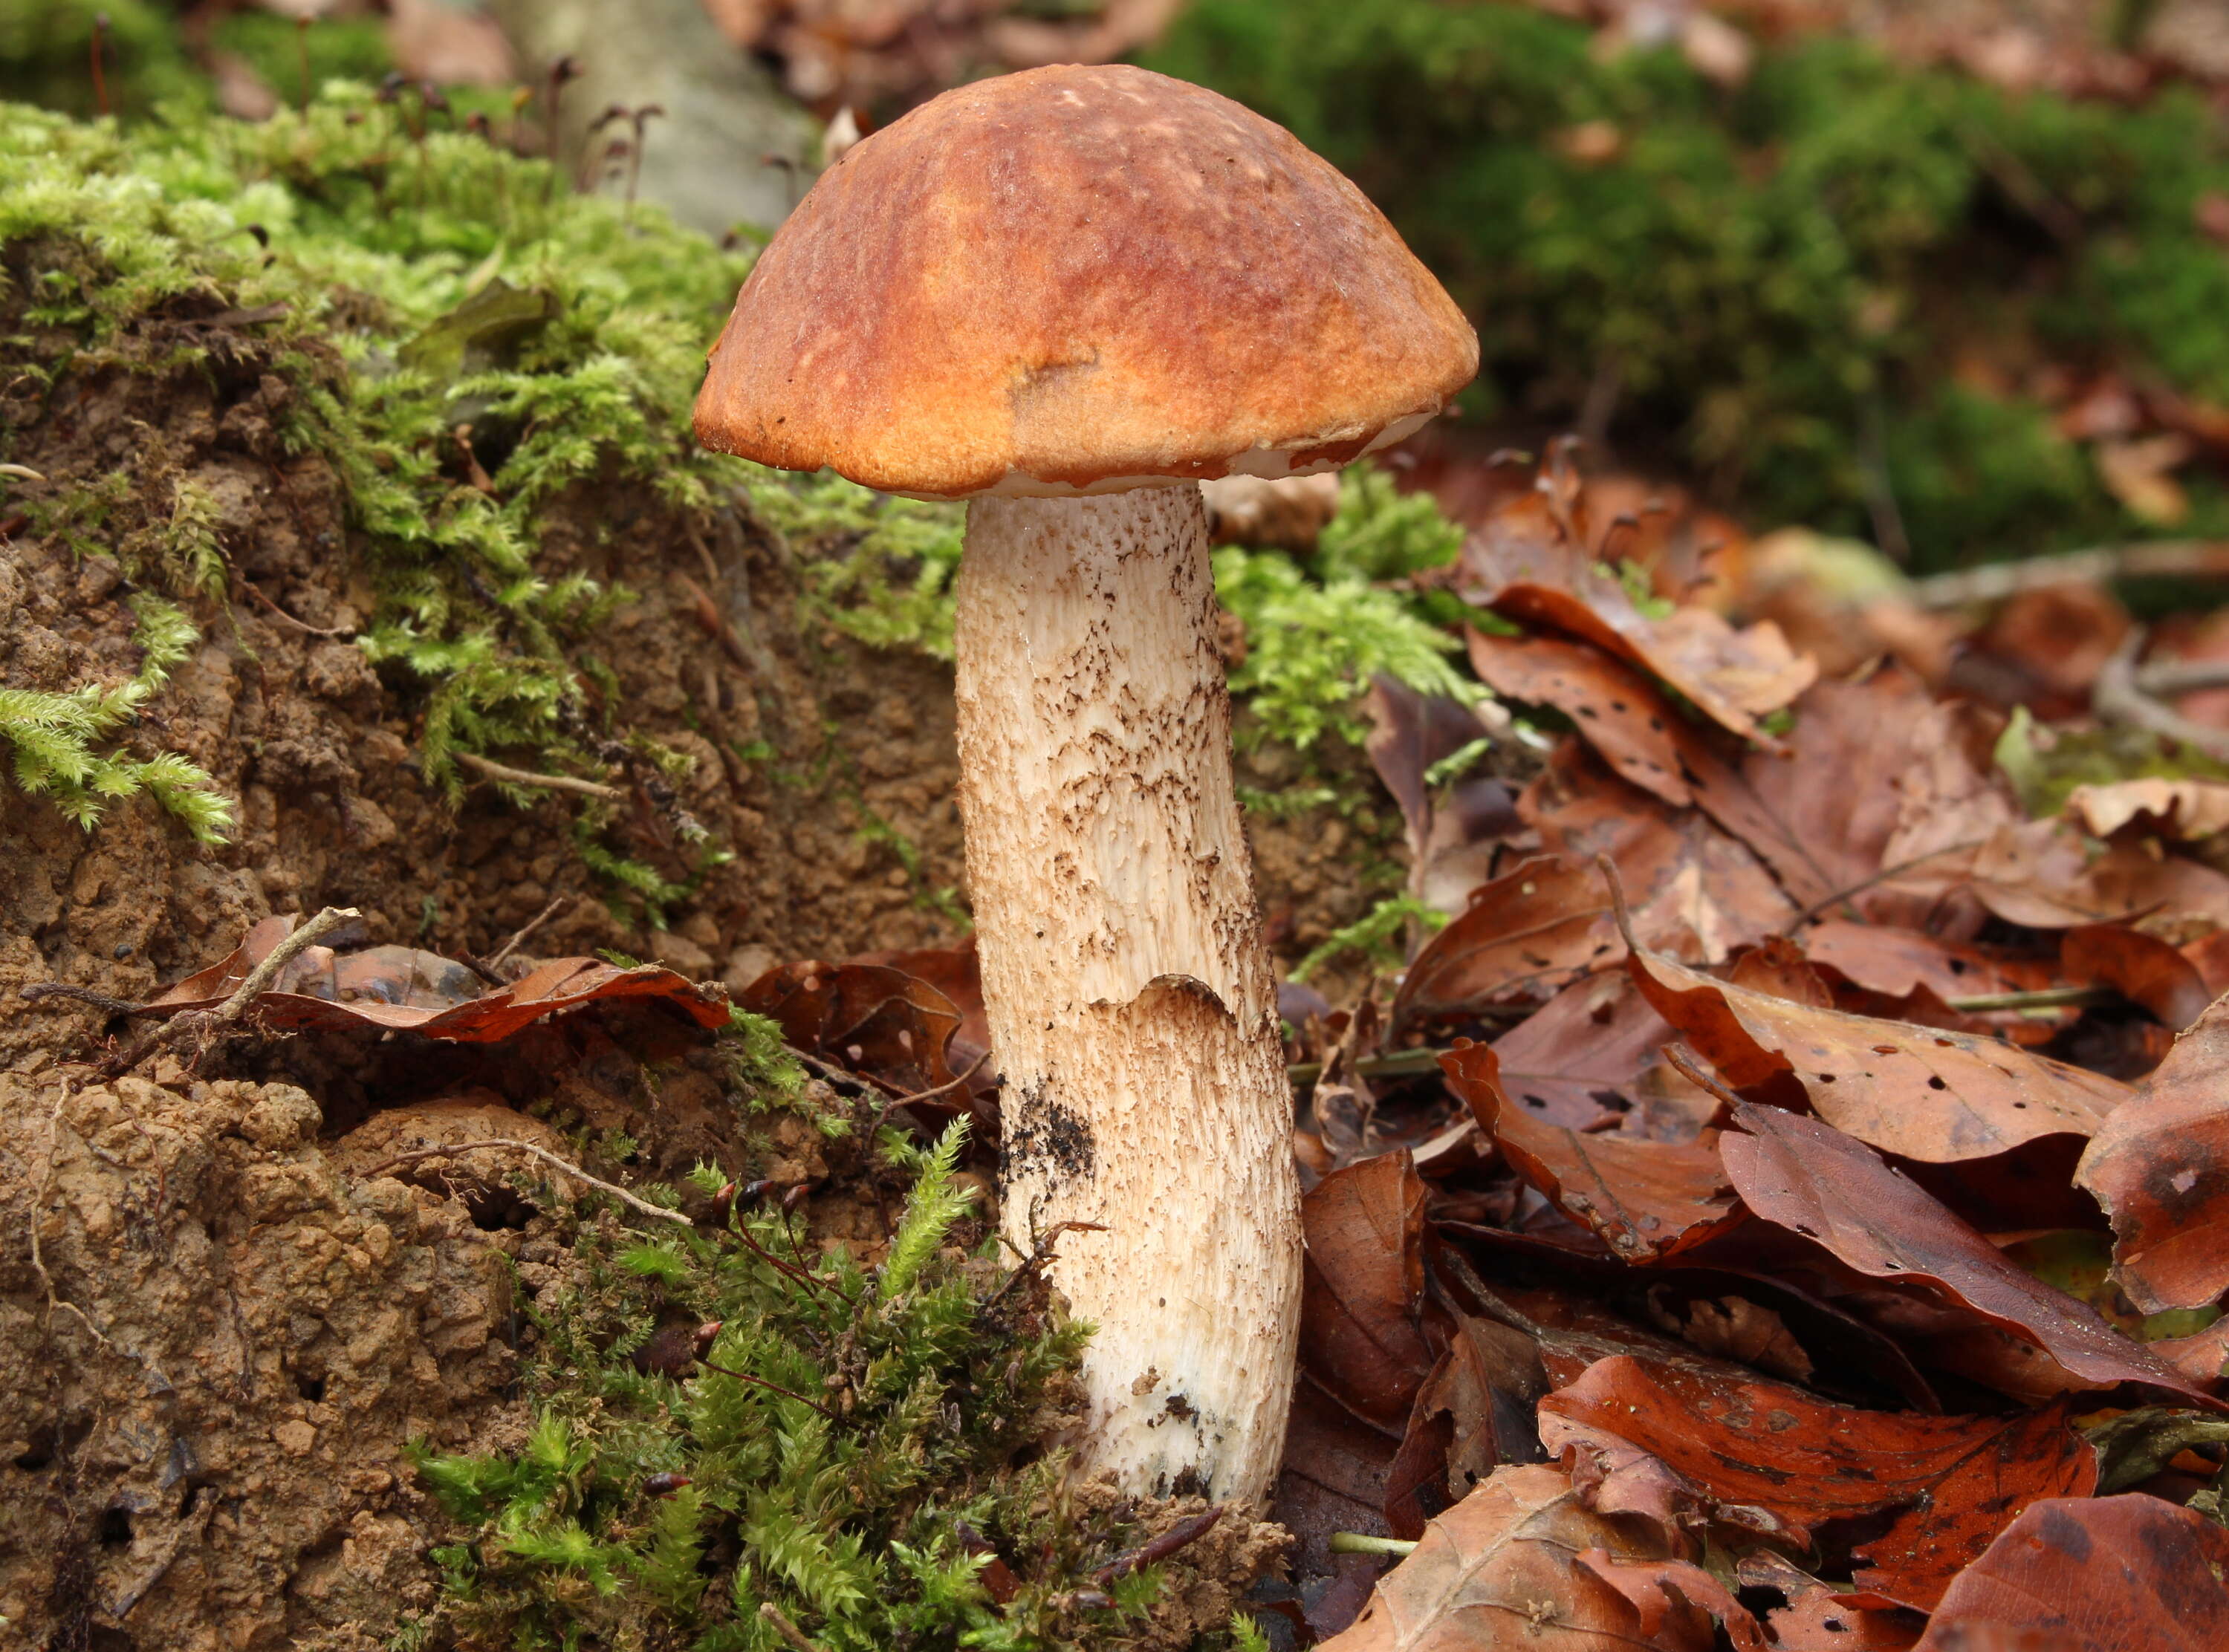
1912,1495,2229,1651
2077,995,2229,1313
1302,1151,1436,1425
1537,1355,2095,1607
1442,1041,1742,1262
1721,1105,2214,1405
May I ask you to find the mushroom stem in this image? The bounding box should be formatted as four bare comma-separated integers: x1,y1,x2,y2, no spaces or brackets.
953,484,1302,1503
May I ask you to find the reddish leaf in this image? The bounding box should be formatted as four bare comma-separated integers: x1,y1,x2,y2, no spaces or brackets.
1768,1587,1923,1651
1725,934,1834,1006
1465,630,1700,807
2077,995,2229,1313
1538,1355,2095,1606
1302,1151,1435,1425
1722,1104,2215,1406
1449,456,1814,745
1627,947,2131,1162
1912,1496,2229,1651
1441,1041,1742,1262
1525,743,1797,963
2060,925,2214,1032
1971,817,2229,930
1574,1549,1768,1652
849,939,993,1083
1385,1310,1548,1539
143,916,730,1041
739,960,961,1093
1319,1464,1748,1652
1487,971,1717,1137
1803,922,2055,1007
1392,854,1620,1030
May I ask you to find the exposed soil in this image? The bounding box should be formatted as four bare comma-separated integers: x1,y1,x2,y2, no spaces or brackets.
0,285,1366,1647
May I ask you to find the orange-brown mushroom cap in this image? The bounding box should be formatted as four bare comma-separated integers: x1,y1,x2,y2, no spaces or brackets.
692,64,1479,501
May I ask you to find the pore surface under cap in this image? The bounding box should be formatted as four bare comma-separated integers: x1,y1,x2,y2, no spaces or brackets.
692,64,1479,500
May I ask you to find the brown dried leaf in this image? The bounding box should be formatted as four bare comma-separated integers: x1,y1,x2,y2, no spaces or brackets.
1318,1464,1744,1652
1487,971,1716,1137
1392,854,1620,1031
1722,1104,2215,1406
1538,1355,2094,1606
1970,817,2229,930
1627,946,2130,1162
144,917,730,1041
1452,466,1814,745
738,959,961,1093
2060,924,2214,1032
1525,743,1796,963
1803,922,2055,1005
1385,1310,1548,1539
2077,995,2229,1313
1441,1041,1742,1262
1912,1496,2229,1651
1302,1151,1435,1425
2067,777,2229,841
1768,1587,1923,1651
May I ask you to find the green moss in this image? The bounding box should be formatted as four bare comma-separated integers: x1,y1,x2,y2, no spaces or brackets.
411,1122,1205,1651
1146,7,2229,569
0,90,768,891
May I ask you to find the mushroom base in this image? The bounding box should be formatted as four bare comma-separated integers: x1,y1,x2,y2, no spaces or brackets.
954,484,1302,1505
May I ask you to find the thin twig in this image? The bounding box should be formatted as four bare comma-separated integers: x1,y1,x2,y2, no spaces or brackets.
983,1220,1108,1315
866,1048,991,1142
2095,627,2229,764
759,1603,827,1652
1909,540,2229,609
239,577,349,637
1778,839,1990,934
453,750,622,800
1094,1508,1224,1586
99,905,357,1078
695,1355,835,1418
19,983,158,1018
2135,657,2229,699
487,894,569,969
13,1123,109,1347
361,1138,692,1227
1943,985,2116,1015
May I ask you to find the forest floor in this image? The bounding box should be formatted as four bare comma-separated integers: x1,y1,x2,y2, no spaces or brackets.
10,10,2229,1652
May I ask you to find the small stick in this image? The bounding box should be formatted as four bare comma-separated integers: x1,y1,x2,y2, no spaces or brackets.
866,1048,991,1145
19,983,158,1018
454,750,621,800
1909,539,2229,609
1328,1532,1417,1558
759,1603,827,1652
361,1138,692,1228
1777,839,1990,935
1944,985,2116,1015
697,1355,834,1419
983,1220,1107,1314
91,13,111,120
487,894,570,969
99,905,357,1078
2095,627,2229,764
239,577,349,638
1094,1508,1224,1585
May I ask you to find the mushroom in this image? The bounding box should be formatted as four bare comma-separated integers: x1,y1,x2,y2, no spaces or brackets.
693,64,1476,1504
